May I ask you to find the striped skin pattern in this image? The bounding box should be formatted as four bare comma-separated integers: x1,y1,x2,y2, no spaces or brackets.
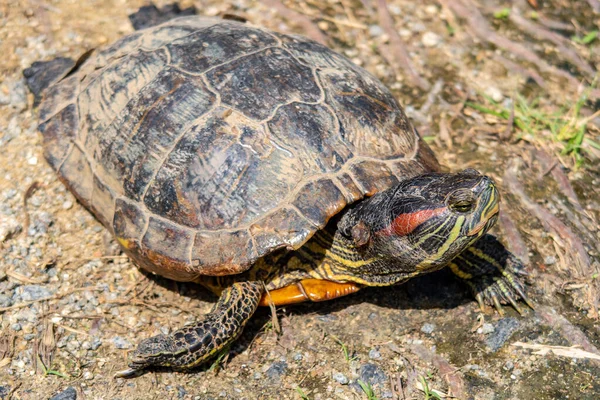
115,281,263,377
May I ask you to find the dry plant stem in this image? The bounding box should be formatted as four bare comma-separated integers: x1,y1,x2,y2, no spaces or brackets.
537,305,600,357
492,54,546,88
498,210,530,265
504,159,591,274
508,10,595,78
537,15,576,32
535,149,583,210
441,0,600,98
587,0,600,13
411,343,466,399
261,0,328,45
376,0,430,90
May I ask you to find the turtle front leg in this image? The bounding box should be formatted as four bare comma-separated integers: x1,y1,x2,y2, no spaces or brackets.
115,281,263,377
449,234,533,315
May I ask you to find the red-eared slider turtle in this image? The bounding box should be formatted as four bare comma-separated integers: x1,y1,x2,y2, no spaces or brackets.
25,11,530,377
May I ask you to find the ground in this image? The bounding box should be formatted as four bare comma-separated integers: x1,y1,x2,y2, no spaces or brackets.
1,0,599,399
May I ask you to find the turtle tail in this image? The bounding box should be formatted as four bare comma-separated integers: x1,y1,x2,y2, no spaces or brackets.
115,281,263,377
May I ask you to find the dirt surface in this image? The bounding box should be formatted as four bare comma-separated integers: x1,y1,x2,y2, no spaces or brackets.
1,0,599,399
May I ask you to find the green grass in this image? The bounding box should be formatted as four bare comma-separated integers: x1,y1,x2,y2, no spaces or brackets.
357,380,380,400
328,334,358,362
295,387,311,400
572,30,598,45
207,343,231,374
419,376,443,400
37,355,67,378
466,84,600,168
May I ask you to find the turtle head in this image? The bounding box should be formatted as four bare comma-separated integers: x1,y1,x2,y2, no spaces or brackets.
339,169,499,276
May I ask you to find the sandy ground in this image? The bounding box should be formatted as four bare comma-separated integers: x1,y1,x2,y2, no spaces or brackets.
1,0,599,399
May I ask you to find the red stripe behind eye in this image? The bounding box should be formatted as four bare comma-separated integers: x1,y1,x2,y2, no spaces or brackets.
379,207,448,236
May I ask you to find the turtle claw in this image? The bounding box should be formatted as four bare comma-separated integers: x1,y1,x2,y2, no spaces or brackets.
114,367,140,379
450,234,533,315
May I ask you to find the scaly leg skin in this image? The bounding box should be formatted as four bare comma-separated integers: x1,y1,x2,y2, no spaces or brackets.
115,281,264,378
449,234,533,315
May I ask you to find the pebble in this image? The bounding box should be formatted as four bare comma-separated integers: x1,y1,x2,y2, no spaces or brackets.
333,372,349,385
425,5,438,14
484,86,504,103
368,25,383,37
83,371,93,380
486,318,520,352
293,353,302,361
62,200,73,210
19,285,53,301
11,323,22,332
112,336,131,349
358,363,388,387
27,156,38,165
368,348,381,359
477,323,495,335
49,387,77,400
90,337,102,350
0,294,13,308
421,323,436,334
503,360,514,371
0,385,10,399
544,256,557,265
265,361,287,380
0,216,21,242
422,32,441,47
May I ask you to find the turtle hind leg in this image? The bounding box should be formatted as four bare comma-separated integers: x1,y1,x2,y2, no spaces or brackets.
128,3,197,30
449,234,533,315
115,281,263,378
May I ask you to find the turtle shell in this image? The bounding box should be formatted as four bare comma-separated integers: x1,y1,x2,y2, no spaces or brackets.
37,17,439,281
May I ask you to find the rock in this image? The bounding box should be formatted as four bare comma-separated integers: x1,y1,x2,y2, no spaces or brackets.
422,32,441,47
293,353,302,361
19,285,53,301
421,323,436,334
368,348,381,359
477,323,495,335
503,360,514,371
0,294,13,308
333,372,349,385
265,361,287,380
544,256,556,265
484,86,504,103
0,385,10,400
49,387,77,400
0,216,21,242
368,25,383,37
112,336,131,349
11,323,22,332
358,363,388,388
83,371,94,380
62,200,73,210
486,318,520,352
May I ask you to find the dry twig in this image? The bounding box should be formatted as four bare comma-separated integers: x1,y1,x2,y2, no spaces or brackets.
261,0,328,45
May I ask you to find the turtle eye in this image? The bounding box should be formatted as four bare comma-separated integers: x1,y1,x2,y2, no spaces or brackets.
446,189,475,213
450,200,473,213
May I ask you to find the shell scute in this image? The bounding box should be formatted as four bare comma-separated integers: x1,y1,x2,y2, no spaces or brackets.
205,47,322,121
39,103,78,170
292,179,347,228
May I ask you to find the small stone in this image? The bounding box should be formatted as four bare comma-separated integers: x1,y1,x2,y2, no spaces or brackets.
112,336,131,349
333,372,349,385
253,372,262,380
0,294,13,308
368,24,383,37
544,256,556,265
265,361,287,380
27,156,38,165
49,386,77,400
90,337,102,350
422,32,441,47
503,360,514,371
477,323,495,335
293,353,303,361
24,334,36,341
368,348,381,359
11,323,22,332
425,5,438,14
19,285,52,301
0,385,10,399
485,86,504,103
421,323,436,334
62,201,73,210
83,371,93,380
358,363,388,388
486,318,520,352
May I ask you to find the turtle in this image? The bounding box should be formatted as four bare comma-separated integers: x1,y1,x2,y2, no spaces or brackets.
25,10,531,377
